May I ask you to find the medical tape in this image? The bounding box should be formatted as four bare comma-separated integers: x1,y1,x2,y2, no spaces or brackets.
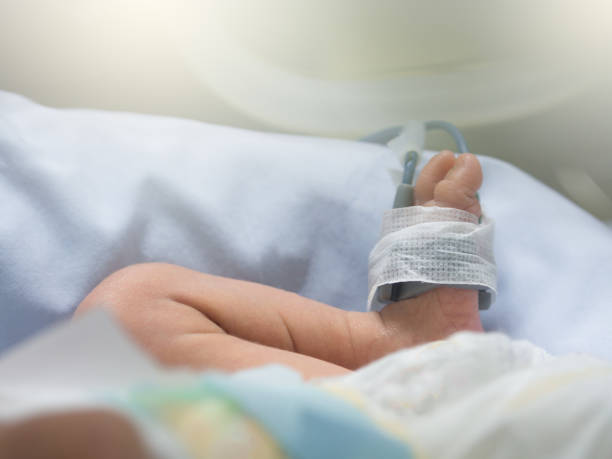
367,206,497,311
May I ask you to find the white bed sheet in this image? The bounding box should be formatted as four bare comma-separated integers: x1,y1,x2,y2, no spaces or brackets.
1,91,611,359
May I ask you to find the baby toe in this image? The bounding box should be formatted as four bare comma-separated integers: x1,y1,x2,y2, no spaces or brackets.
414,150,456,205
431,153,482,216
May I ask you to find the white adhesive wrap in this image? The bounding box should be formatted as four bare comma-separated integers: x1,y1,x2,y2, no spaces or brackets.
367,206,497,311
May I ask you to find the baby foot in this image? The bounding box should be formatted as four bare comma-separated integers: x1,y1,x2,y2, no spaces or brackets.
378,151,484,350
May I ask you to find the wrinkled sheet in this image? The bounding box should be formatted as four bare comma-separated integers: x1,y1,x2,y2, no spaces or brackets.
1,91,611,359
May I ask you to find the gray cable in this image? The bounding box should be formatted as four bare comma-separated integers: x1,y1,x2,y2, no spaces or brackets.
424,120,468,153
360,121,469,154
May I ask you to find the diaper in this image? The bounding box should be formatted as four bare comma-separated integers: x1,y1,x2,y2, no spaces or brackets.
367,205,497,311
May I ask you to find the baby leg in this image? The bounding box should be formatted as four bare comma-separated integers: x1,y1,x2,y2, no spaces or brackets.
75,151,484,379
75,263,374,378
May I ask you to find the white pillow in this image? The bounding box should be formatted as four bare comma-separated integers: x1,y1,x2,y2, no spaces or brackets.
1,91,611,361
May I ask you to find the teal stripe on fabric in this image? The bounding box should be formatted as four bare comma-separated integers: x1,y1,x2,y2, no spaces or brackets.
204,365,411,459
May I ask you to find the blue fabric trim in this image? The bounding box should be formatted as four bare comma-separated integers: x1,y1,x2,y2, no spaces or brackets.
204,365,411,459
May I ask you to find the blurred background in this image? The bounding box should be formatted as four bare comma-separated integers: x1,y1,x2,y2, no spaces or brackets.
1,0,611,221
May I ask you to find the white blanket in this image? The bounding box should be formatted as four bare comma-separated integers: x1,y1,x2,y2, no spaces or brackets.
323,331,612,459
1,91,611,359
